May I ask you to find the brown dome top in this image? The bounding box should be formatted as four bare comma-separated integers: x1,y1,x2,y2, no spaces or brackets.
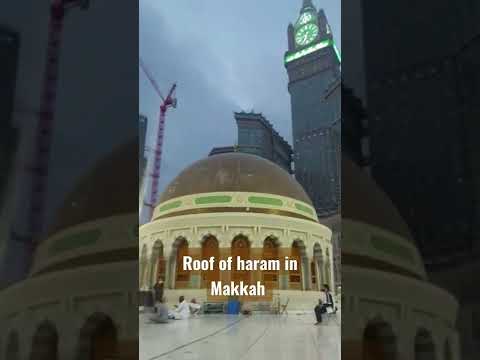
342,156,413,241
158,153,313,206
47,140,137,236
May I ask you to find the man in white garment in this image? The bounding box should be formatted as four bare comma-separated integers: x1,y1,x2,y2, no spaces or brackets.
169,296,191,320
189,298,201,316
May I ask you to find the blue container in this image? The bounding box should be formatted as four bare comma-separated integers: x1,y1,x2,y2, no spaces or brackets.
226,300,240,314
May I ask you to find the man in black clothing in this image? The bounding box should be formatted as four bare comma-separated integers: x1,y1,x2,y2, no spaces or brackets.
314,298,323,325
153,279,164,312
322,284,336,314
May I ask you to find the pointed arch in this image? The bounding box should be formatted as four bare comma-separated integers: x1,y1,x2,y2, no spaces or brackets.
415,328,436,360
5,331,19,360
174,237,190,288
29,320,58,360
201,235,220,288
444,339,452,360
139,244,148,289
231,235,251,284
289,239,307,290
363,319,397,360
262,236,280,289
149,240,165,286
76,313,118,360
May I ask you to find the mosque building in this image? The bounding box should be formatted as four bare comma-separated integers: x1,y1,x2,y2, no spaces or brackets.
139,152,334,308
0,142,138,360
342,155,460,360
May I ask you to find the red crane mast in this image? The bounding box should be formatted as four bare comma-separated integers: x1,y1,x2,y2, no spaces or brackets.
28,0,89,241
139,58,177,223
4,0,89,285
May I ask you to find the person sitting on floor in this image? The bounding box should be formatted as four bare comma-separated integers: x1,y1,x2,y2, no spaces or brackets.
168,296,191,320
241,302,252,316
150,297,169,324
189,298,201,316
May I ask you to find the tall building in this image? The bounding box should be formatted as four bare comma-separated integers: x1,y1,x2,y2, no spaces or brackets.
343,0,480,266
0,26,19,207
285,0,341,216
0,26,19,262
343,1,479,358
139,114,148,186
210,111,293,173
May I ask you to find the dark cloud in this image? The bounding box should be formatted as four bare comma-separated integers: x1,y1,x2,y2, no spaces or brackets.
139,0,340,192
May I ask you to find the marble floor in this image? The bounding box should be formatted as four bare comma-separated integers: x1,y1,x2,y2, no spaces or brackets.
139,312,340,360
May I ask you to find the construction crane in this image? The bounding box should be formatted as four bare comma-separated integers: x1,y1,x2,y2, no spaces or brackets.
139,58,177,224
3,0,89,286
28,0,89,239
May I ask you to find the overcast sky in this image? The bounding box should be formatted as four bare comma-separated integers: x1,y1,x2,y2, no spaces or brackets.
139,0,340,194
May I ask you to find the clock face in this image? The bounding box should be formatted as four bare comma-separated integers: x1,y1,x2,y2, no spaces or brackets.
295,23,319,46
298,12,313,25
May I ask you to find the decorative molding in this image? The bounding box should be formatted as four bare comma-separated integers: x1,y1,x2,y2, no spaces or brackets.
152,192,318,222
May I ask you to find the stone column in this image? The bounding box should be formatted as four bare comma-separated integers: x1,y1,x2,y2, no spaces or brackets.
142,249,152,290
278,247,288,289
139,258,145,289
145,257,153,289
314,258,322,291
139,251,148,289
163,257,171,289
329,249,336,292
302,256,311,290
189,247,201,289
168,256,177,289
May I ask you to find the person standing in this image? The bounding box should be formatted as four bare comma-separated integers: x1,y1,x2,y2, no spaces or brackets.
153,278,164,312
314,299,323,325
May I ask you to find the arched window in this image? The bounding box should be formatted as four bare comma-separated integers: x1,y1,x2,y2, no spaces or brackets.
262,237,279,289
363,320,397,360
289,241,303,289
231,235,251,284
202,236,220,288
414,328,435,360
76,313,118,360
311,261,317,286
175,238,190,287
30,321,58,360
444,340,453,360
150,240,165,285
6,331,19,360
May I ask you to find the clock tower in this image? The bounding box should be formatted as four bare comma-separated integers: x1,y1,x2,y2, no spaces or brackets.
285,1,341,215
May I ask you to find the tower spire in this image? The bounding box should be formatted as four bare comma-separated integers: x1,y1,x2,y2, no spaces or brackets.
301,0,316,12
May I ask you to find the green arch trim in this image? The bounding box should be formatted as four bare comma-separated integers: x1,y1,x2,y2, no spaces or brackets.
49,229,101,256
195,195,232,205
370,235,415,264
248,196,283,206
158,200,182,212
295,203,314,215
